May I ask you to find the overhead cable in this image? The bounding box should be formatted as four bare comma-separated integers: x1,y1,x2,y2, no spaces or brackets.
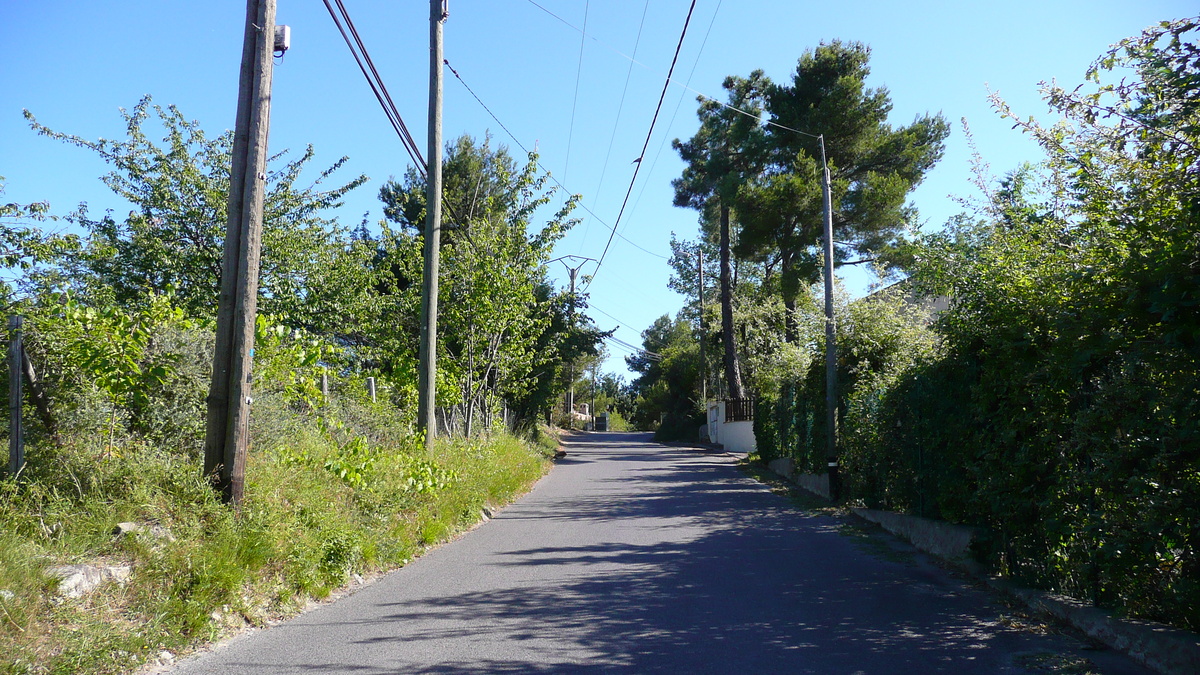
444,59,670,261
583,0,651,250
563,0,590,185
322,0,426,175
523,0,821,140
631,0,723,216
604,334,662,360
586,303,647,336
586,0,699,291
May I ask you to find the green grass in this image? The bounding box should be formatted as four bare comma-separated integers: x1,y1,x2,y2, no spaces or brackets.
0,400,551,674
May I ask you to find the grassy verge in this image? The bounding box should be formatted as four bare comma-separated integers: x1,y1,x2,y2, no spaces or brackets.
0,398,555,675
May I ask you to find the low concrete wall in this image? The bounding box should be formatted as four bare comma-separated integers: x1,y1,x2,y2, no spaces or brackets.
794,473,831,500
767,458,794,480
986,578,1200,675
851,508,982,563
766,458,831,500
757,460,1200,674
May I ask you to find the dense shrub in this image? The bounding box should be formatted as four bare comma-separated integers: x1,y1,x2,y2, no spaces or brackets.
759,17,1200,631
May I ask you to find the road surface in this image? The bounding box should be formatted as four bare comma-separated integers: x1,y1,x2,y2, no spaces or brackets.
170,431,1150,674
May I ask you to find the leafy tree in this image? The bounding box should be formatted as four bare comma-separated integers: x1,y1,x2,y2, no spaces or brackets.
889,16,1200,629
0,178,79,307
23,97,368,327
736,41,949,339
378,135,602,430
626,313,703,438
673,73,772,399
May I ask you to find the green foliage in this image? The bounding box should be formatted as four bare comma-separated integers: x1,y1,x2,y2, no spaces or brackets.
378,134,604,428
765,17,1200,632
754,283,935,467
0,86,598,675
58,294,183,410
704,43,949,331
252,314,339,409
277,417,454,495
0,391,547,672
626,313,706,438
23,97,369,327
0,177,80,305
892,18,1200,629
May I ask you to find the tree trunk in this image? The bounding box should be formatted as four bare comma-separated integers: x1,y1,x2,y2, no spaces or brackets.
466,337,475,437
20,347,61,447
719,203,746,400
781,249,799,343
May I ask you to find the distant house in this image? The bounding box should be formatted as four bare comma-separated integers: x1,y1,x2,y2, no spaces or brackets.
705,398,756,455
861,277,950,321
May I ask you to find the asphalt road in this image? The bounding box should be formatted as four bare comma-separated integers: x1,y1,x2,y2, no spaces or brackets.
169,432,1151,674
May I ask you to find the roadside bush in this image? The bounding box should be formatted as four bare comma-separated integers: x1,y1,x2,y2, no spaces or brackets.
0,353,550,673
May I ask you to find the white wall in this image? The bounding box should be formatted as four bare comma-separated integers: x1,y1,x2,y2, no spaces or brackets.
706,401,756,454
722,421,756,455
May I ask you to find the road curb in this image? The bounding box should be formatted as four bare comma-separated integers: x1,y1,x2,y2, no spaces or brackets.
847,509,1200,675
742,459,1200,675
980,575,1200,675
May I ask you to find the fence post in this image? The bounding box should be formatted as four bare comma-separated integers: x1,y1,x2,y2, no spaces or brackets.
366,376,376,403
9,316,23,477
320,371,329,400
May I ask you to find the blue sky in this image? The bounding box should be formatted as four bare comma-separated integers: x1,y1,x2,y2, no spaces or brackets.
1,1,1191,376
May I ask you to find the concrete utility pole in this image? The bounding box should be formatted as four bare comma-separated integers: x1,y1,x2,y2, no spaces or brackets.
552,255,595,422
820,137,840,501
697,249,706,405
204,0,278,505
418,0,447,453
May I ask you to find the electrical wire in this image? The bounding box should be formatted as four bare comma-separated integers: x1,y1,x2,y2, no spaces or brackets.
586,303,645,337
523,0,821,140
604,334,662,360
443,59,670,261
563,0,589,185
586,0,699,291
583,0,650,250
322,0,426,175
322,1,474,228
604,335,661,360
630,0,722,216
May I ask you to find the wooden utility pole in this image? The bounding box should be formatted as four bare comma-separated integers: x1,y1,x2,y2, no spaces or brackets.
418,0,447,453
8,316,23,477
820,137,839,501
205,0,277,505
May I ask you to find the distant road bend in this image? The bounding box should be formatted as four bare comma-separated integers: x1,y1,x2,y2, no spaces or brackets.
170,431,1150,674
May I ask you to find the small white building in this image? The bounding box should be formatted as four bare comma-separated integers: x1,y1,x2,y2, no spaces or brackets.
705,399,756,455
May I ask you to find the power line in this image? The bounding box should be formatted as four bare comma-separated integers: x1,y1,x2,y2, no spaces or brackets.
631,0,723,217
583,0,650,250
586,303,645,336
443,59,670,261
321,1,475,227
563,0,589,185
586,0,699,291
523,0,821,141
321,0,426,175
604,334,662,360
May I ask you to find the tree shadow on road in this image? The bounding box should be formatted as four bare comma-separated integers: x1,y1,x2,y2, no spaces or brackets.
196,434,1146,674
